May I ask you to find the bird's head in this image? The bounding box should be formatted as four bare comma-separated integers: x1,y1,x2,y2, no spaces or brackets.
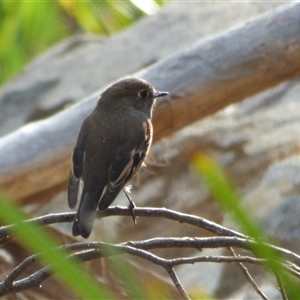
99,77,168,116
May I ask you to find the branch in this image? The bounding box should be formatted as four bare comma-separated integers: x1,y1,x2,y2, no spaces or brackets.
227,247,268,300
166,267,190,300
0,212,74,239
0,236,297,298
1,208,300,298
2,206,300,267
0,206,244,240
274,272,288,300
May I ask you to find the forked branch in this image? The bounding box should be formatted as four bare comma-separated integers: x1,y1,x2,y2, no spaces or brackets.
0,207,299,299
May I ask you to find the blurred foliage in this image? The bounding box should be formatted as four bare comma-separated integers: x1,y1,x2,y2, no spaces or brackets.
0,190,195,299
192,153,300,299
0,191,112,299
0,0,168,86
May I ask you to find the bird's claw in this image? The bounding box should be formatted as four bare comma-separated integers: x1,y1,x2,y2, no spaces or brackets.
123,189,137,224
128,199,137,225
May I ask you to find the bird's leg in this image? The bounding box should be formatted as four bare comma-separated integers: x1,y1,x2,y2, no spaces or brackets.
123,189,137,224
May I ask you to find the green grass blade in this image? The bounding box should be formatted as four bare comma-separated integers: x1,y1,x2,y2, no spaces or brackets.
0,191,112,299
192,153,300,298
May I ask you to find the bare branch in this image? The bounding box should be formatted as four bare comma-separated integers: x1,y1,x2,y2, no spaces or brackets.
0,259,51,295
2,206,300,267
228,247,268,300
2,255,37,291
0,234,299,297
274,272,288,300
0,212,74,239
100,206,246,238
166,267,190,300
1,208,300,298
0,207,244,240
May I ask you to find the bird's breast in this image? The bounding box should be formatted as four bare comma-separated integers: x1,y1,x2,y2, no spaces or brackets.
142,119,153,144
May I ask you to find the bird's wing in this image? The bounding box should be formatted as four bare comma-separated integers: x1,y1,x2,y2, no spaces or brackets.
98,136,149,211
68,119,88,209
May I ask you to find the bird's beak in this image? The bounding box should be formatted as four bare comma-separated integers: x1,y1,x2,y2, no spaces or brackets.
155,91,169,98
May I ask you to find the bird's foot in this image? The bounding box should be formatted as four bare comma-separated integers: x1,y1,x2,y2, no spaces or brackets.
128,199,137,225
123,189,137,224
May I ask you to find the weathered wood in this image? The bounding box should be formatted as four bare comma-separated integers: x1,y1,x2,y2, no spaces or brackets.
1,3,300,201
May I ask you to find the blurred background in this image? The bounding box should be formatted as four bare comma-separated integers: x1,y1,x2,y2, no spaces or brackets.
0,0,168,86
1,1,300,299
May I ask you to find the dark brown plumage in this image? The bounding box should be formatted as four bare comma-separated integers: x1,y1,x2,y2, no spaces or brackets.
68,77,168,238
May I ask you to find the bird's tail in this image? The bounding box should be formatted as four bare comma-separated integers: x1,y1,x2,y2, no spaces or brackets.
72,190,100,238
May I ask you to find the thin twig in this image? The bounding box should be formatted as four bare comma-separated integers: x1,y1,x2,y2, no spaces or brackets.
169,255,266,266
0,212,75,239
166,266,190,300
1,208,300,298
228,247,268,300
1,207,300,267
1,236,297,297
99,207,246,238
274,272,288,300
2,254,37,290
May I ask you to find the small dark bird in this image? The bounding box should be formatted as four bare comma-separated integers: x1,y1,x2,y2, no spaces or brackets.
68,77,168,238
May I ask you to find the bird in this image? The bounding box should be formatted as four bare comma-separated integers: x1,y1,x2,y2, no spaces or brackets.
68,77,168,238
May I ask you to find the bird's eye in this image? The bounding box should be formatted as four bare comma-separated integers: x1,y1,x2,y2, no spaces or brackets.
138,90,148,99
